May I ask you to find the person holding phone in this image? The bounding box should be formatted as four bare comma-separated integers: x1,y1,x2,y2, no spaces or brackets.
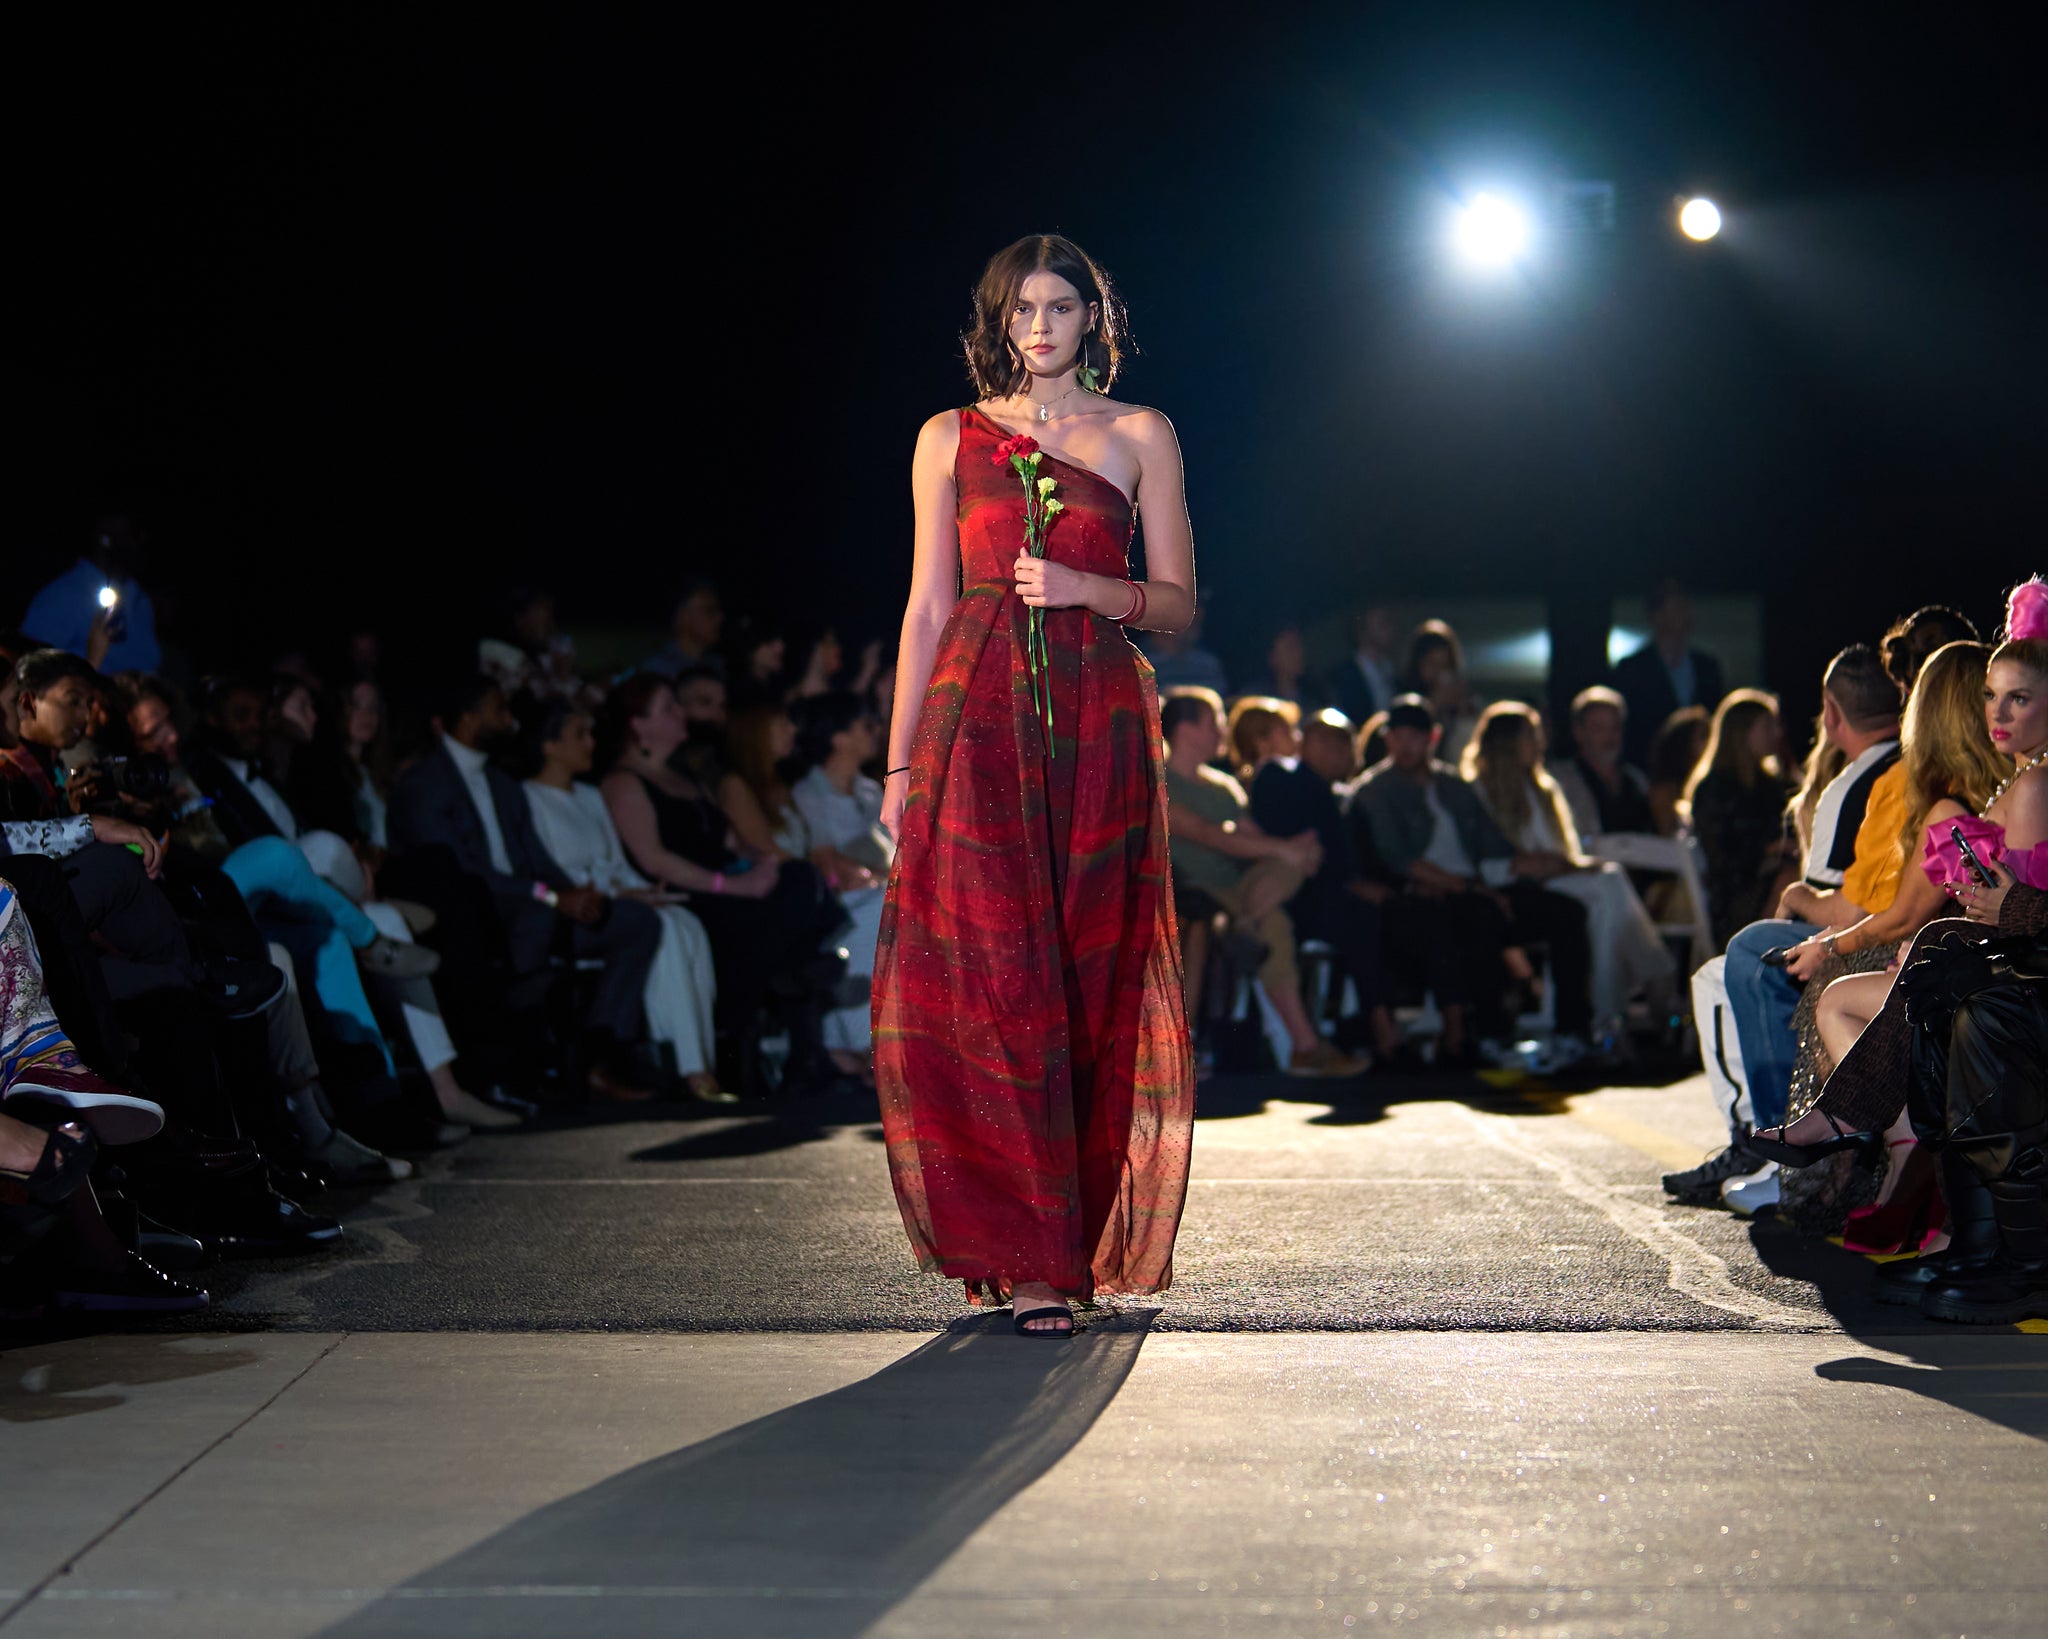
20,512,163,674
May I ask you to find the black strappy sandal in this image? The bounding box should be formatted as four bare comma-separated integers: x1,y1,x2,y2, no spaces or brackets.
1745,1109,1879,1168
1012,1305,1076,1339
0,1118,97,1245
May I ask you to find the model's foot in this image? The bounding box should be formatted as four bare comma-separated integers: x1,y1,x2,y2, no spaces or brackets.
1010,1280,1073,1335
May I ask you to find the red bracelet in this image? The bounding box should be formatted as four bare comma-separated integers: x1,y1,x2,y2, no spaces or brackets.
1130,582,1147,627
1112,579,1142,622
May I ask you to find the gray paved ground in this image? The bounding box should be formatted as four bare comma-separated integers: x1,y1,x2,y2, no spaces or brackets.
3,1068,2043,1637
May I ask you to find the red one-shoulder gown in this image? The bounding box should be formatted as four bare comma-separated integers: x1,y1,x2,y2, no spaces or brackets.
872,406,1196,1302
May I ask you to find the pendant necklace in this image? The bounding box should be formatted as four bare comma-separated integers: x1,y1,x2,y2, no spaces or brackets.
1986,747,2048,812
1035,382,1082,423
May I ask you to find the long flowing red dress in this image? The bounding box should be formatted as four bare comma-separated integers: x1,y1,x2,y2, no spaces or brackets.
872,405,1196,1302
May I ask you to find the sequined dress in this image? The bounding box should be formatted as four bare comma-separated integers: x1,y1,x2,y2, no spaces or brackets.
871,406,1196,1302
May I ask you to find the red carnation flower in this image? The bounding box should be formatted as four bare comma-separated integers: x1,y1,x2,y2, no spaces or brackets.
992,433,1041,466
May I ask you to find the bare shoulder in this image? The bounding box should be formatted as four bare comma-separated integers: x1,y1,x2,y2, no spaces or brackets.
914,408,964,463
1099,401,1179,454
2005,764,2048,826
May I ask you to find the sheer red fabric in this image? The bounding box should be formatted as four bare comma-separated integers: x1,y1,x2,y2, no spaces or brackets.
872,406,1195,1301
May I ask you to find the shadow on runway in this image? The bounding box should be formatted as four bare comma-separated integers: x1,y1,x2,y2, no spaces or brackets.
1748,1219,2048,1445
0,1337,263,1422
316,1308,1153,1639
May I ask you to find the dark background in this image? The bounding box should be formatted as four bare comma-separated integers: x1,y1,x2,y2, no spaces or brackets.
12,4,2041,712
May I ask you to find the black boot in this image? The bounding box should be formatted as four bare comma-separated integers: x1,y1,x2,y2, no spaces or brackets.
1872,1151,1999,1305
1921,1166,2048,1324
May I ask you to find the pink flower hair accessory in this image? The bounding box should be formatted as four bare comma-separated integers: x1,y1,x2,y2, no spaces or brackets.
2007,577,2048,644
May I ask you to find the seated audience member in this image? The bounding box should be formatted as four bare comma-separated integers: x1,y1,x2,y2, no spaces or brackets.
283,678,393,852
717,701,805,862
599,674,848,1092
0,884,208,1314
1350,695,1595,1067
493,586,580,702
1244,626,1328,711
788,692,894,1078
522,701,730,1102
1327,603,1401,729
1645,706,1709,838
725,617,791,710
1161,689,1366,1077
20,511,164,675
1664,645,1909,1204
389,675,663,1103
1611,579,1726,768
1234,698,1398,1059
1399,619,1481,765
1549,686,1656,840
1299,709,1360,789
671,664,731,785
1143,607,1230,696
1880,604,1980,703
1464,703,1674,1044
646,578,727,680
1682,689,1796,948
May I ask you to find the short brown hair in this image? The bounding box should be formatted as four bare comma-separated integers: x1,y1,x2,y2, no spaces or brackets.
1225,695,1299,776
963,235,1129,401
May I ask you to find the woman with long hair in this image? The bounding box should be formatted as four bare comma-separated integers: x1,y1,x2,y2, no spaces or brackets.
1645,705,1709,838
719,700,804,859
600,674,848,1093
872,233,1196,1337
1682,689,1795,947
1462,703,1674,1041
1400,618,1481,764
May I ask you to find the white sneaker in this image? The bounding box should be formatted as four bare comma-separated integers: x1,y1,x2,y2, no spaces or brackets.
1720,1160,1781,1216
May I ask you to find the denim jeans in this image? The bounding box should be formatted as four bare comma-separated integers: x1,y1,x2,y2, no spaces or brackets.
1722,917,1820,1129
221,836,392,1072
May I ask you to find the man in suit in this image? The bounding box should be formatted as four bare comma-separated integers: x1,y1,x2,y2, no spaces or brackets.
1325,604,1401,730
1611,580,1727,769
387,676,661,1101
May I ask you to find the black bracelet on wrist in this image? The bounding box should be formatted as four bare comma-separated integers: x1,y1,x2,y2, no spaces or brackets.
885,765,910,778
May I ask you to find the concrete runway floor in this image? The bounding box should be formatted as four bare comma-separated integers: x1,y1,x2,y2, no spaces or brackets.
2,1068,2042,1637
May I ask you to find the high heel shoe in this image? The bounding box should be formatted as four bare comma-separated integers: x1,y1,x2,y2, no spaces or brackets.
1745,1108,1881,1168
1842,1139,1945,1255
0,1119,97,1245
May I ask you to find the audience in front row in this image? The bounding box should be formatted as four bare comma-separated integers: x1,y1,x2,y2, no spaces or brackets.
13,534,2047,1333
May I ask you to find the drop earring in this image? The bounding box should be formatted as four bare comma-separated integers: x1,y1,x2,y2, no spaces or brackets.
1077,331,1102,395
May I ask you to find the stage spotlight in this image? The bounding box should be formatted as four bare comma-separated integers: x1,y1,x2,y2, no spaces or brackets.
1454,193,1531,266
1679,197,1722,241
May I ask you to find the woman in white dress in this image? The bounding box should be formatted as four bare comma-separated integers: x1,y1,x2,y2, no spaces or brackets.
523,700,731,1102
1463,702,1675,1040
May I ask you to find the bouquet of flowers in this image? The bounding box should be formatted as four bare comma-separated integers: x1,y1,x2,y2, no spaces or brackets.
992,433,1065,750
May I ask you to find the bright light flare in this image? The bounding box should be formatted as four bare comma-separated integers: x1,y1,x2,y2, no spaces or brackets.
97,585,119,609
1679,197,1722,241
1453,193,1531,266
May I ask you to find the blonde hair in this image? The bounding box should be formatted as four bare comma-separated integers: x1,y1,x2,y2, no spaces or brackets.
1681,689,1780,818
1225,695,1299,778
1898,640,2002,864
1785,712,1848,856
1461,701,1582,857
